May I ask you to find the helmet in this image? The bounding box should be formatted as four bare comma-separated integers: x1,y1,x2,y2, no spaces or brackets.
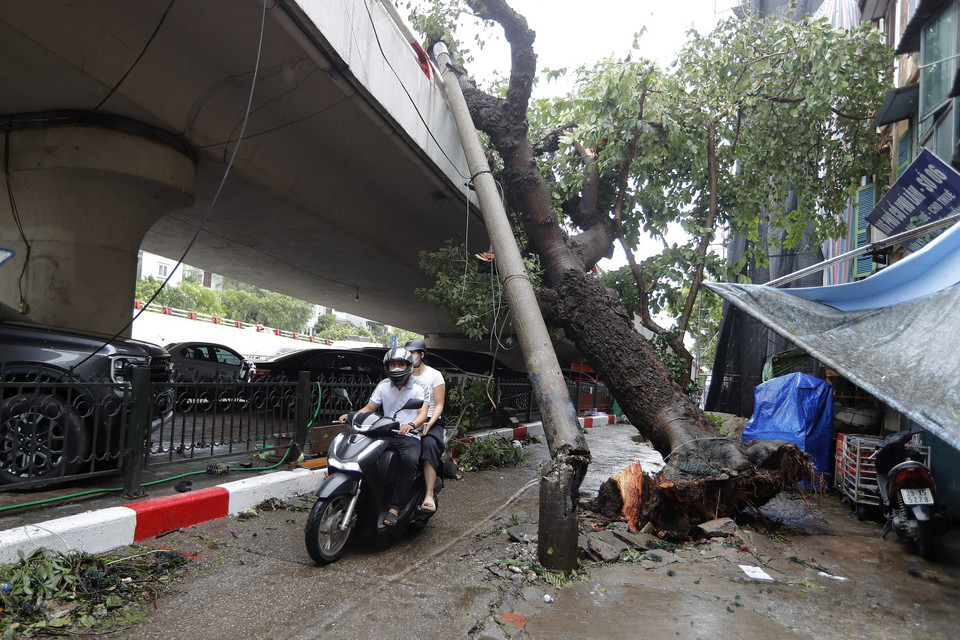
403,338,427,353
383,347,415,384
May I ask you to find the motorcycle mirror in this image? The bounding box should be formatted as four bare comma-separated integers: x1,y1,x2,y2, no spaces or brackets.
333,388,352,408
402,398,424,411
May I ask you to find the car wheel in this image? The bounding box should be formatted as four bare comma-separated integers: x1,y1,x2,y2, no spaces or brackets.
0,393,89,484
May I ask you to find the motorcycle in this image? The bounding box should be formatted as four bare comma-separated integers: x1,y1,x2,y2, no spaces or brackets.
304,388,443,564
872,429,949,559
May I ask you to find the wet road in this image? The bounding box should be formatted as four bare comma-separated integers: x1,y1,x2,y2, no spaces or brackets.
108,423,960,640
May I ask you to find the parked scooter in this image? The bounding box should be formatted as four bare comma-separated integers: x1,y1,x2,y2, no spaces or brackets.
304,388,443,564
872,429,949,559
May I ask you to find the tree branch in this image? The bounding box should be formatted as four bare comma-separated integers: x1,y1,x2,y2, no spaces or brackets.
467,0,537,122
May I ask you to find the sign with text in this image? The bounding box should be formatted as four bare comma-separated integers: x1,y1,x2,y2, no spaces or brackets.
866,149,960,253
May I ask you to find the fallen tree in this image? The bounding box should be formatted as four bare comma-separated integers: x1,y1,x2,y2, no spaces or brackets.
417,0,887,538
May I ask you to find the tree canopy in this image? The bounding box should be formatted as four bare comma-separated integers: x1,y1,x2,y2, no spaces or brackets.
135,277,315,334
416,2,891,384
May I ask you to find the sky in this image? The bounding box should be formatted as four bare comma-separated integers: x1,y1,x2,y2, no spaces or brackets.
444,0,739,270
464,0,737,88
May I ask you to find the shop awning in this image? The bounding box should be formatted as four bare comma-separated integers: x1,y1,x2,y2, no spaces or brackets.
897,0,951,54
707,220,960,451
858,0,890,21
874,83,919,127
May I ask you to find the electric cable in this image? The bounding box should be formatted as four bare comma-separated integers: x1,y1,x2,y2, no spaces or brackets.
90,0,177,112
3,134,30,312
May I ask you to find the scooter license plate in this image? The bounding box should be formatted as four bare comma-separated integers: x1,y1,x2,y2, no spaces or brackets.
901,488,934,505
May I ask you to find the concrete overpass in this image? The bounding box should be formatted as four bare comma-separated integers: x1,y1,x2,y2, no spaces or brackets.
0,0,488,338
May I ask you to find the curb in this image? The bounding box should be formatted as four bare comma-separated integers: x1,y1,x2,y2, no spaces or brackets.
0,414,615,564
0,468,324,565
457,413,615,445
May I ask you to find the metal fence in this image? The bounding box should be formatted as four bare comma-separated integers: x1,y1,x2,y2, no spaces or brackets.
1,368,612,493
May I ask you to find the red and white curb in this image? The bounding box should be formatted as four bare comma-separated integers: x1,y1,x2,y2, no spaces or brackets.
0,415,615,565
0,468,325,565
457,413,615,445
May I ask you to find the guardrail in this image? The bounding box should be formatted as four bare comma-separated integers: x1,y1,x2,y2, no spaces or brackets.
134,300,334,346
0,369,611,492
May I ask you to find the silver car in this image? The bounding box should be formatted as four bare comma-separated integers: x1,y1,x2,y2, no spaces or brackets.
164,342,255,383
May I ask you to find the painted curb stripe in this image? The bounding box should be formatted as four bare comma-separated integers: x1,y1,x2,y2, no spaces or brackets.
125,487,229,541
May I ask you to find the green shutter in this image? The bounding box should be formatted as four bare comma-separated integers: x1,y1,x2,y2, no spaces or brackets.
854,184,876,278
897,125,914,179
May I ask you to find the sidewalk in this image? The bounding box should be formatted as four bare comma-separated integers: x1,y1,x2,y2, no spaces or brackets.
0,414,614,564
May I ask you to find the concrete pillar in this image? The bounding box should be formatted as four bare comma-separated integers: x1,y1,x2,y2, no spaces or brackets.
0,125,194,335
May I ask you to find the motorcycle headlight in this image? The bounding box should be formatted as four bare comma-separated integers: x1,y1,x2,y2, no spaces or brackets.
328,459,361,472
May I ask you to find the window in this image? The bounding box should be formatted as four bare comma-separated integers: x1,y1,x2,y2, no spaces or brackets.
897,124,916,178
157,263,169,277
213,347,241,366
919,4,960,163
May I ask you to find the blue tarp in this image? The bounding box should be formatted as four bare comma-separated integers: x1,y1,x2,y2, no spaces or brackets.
742,373,834,476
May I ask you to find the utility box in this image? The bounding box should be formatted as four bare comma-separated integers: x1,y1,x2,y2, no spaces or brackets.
309,424,350,455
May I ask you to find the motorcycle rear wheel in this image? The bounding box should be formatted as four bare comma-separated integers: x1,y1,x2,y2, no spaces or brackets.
305,495,354,564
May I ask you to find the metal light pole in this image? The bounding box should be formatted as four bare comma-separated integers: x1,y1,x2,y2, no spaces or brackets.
433,42,587,571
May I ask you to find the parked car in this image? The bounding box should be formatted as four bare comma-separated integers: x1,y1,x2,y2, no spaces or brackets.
254,349,383,381
164,341,255,382
358,346,482,386
0,307,173,485
250,349,385,419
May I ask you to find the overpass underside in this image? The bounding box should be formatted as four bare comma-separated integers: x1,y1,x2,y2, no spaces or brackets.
0,0,486,337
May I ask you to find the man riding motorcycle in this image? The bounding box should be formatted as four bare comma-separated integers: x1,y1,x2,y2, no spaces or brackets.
339,347,430,526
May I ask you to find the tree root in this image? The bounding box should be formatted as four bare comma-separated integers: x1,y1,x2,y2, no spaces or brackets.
588,440,816,540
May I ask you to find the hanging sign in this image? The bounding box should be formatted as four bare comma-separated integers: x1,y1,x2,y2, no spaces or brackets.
866,149,960,253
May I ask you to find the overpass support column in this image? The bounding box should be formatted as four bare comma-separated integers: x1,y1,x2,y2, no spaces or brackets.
0,124,195,335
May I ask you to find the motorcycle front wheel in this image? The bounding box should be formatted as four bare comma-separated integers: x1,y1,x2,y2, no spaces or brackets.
305,494,354,564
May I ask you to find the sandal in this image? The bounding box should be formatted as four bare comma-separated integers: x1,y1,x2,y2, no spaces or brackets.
383,511,399,527
419,497,436,513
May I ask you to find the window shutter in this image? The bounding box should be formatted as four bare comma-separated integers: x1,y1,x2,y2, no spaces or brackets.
854,184,877,278
897,125,914,179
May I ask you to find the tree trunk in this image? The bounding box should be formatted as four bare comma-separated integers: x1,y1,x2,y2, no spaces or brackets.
454,0,813,539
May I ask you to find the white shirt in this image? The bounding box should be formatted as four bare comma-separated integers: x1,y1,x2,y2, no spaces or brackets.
369,377,431,434
412,364,445,417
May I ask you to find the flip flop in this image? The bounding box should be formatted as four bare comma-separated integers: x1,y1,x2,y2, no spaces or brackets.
383,511,399,527
419,497,436,512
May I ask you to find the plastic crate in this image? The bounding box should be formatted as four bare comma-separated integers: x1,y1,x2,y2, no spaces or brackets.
835,432,931,509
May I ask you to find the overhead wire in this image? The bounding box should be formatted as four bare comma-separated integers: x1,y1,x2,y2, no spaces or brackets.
90,0,177,112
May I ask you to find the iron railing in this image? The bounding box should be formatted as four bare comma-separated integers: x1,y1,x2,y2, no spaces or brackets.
1,367,612,492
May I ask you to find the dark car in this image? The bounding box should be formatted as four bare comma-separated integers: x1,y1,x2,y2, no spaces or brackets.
426,347,527,380
164,341,255,383
255,349,383,381
0,309,172,485
358,346,480,385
